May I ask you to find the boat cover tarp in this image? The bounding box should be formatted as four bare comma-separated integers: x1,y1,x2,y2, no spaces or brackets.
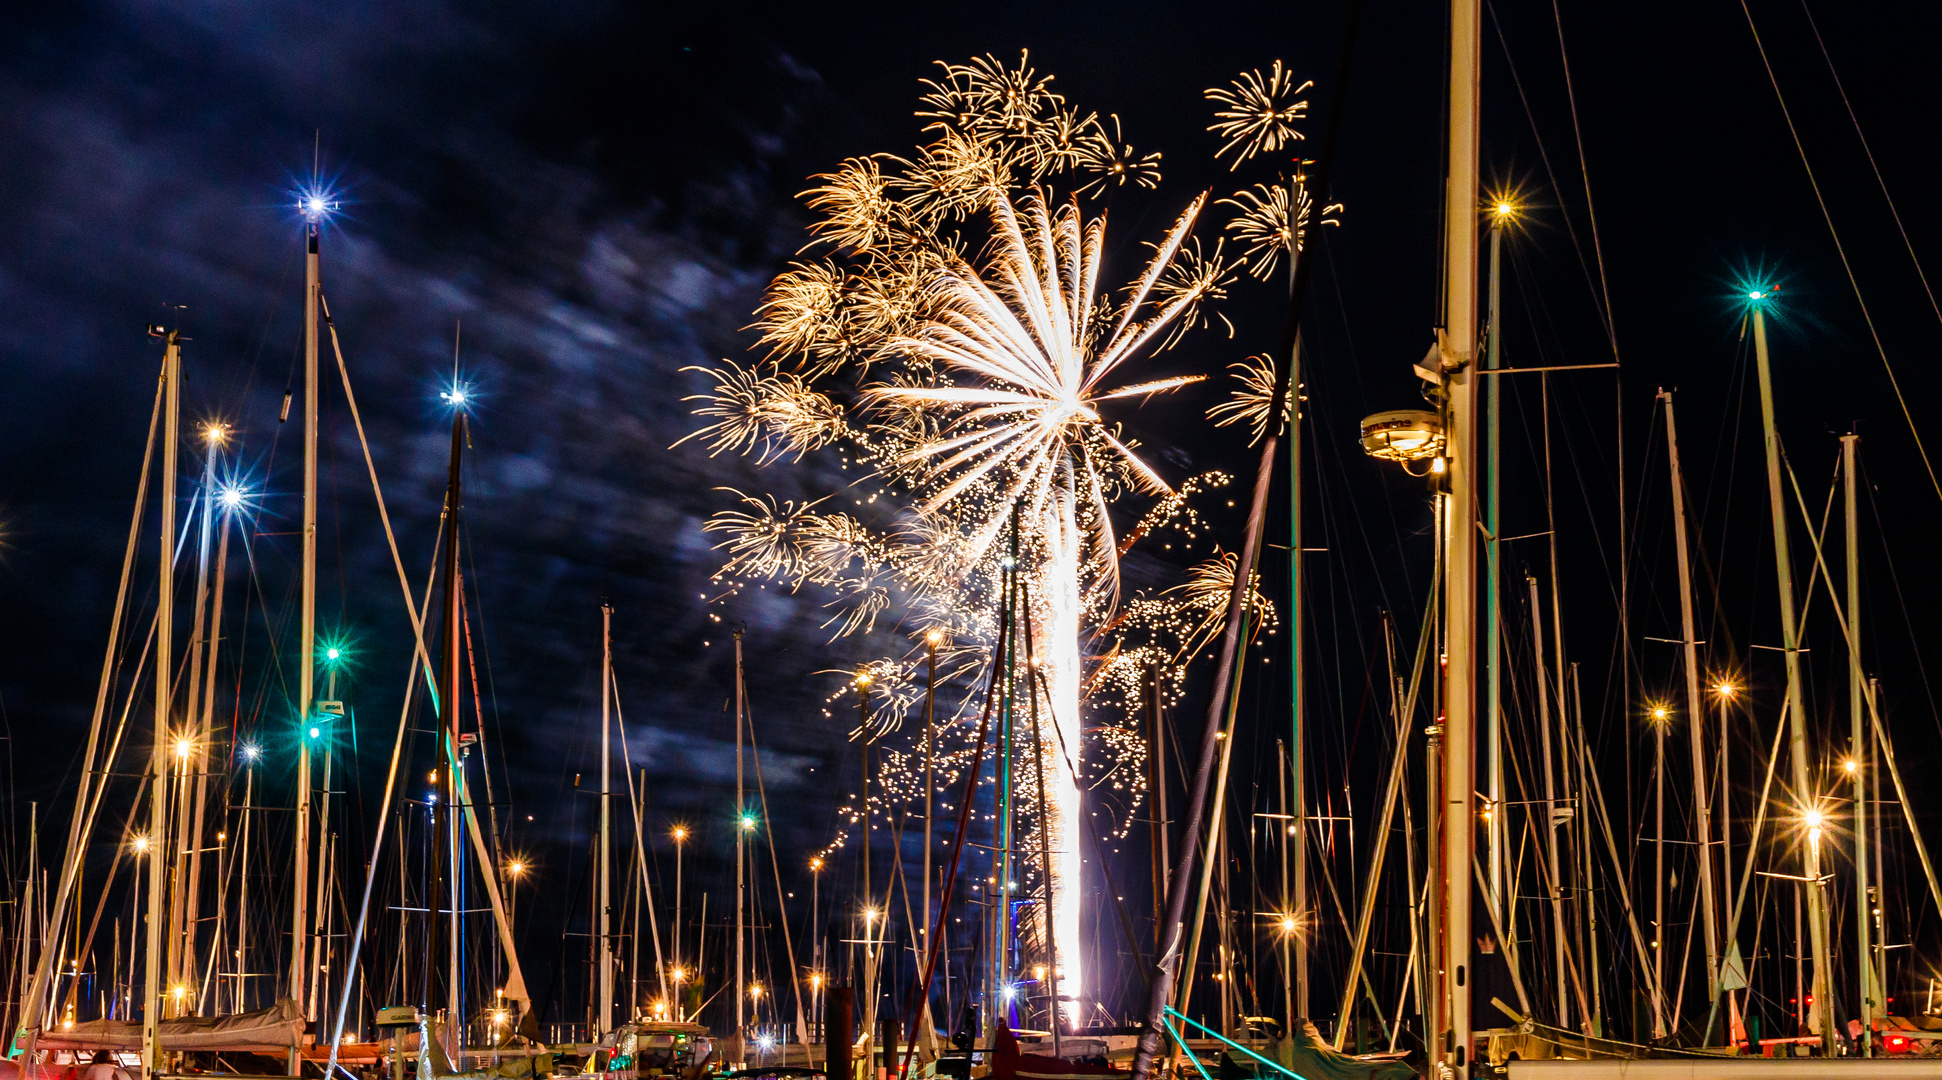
416,1017,552,1080
1222,1024,1416,1080
988,1027,1126,1080
26,998,305,1053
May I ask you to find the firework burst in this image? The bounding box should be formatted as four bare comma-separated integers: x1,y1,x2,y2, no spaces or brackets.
1205,354,1288,446
1206,60,1313,168
683,53,1248,1030
1218,178,1342,280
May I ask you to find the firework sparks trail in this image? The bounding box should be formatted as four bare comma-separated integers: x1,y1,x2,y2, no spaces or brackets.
867,184,1219,1023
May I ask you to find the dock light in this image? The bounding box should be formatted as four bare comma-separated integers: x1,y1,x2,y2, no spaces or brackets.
756,1035,776,1051
1280,914,1299,934
925,628,944,646
240,743,261,762
202,423,229,446
1748,290,1767,301
175,737,194,761
809,857,823,871
671,825,689,843
325,647,340,662
749,984,763,1000
507,860,526,877
490,1010,507,1027
854,671,874,688
1803,808,1824,829
1713,681,1738,699
1494,201,1514,219
1845,759,1859,775
740,813,758,832
1033,965,1047,982
308,726,321,740
1359,410,1446,464
131,835,151,854
808,973,822,988
218,486,245,510
1001,985,1017,1002
670,967,686,982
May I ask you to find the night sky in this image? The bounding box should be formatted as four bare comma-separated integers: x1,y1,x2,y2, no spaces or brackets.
4,0,1942,1041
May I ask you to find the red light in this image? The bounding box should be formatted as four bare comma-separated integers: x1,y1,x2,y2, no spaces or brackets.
1887,1036,1909,1053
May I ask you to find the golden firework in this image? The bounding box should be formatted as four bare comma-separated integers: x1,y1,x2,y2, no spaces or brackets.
1206,60,1312,168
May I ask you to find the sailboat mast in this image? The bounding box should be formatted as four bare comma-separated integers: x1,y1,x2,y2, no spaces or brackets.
15,806,33,1033
173,433,218,1004
1844,434,1872,1053
1526,573,1569,1028
143,328,182,1079
1439,0,1480,1068
185,429,232,1014
857,664,876,1057
1484,207,1505,920
1278,741,1292,1028
1654,635,1666,1038
1661,391,1722,1014
1148,664,1168,956
1749,301,1834,1051
292,209,320,1025
735,629,747,1044
238,757,254,1013
922,631,938,1035
1286,243,1309,1022
433,402,465,1043
600,604,614,1035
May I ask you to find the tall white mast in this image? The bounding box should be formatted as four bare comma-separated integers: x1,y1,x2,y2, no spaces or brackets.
922,630,939,1038
1484,206,1506,920
291,200,321,1025
194,465,236,1013
734,630,747,1047
599,604,615,1035
1844,433,1873,1053
143,328,183,1078
1748,299,1833,1051
1526,573,1571,1028
1662,391,1721,1018
1439,0,1480,1069
171,433,218,1002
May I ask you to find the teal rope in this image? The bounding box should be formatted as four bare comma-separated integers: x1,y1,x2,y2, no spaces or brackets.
1160,1014,1215,1080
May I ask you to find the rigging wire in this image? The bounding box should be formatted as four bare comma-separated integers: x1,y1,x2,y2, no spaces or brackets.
1483,4,1607,353
1858,457,1942,746
1545,1,1620,362
1796,1,1942,337
1736,0,1942,507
